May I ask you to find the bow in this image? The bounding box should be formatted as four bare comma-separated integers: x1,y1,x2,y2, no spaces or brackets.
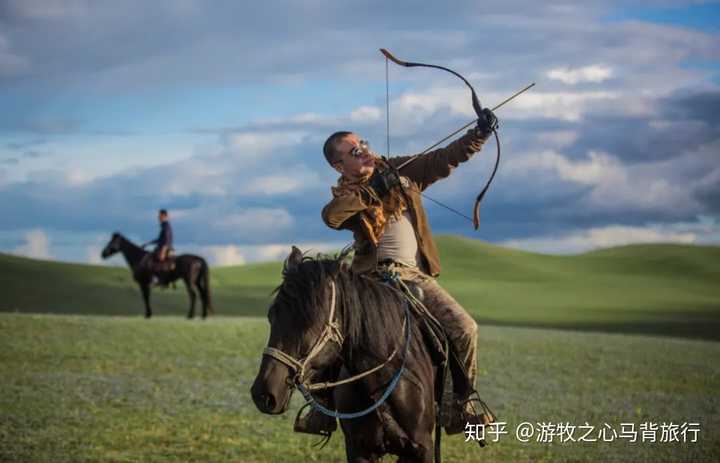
380,48,534,230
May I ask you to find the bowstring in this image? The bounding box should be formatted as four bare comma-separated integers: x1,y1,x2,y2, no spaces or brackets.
384,53,474,225
386,55,390,157
421,194,475,224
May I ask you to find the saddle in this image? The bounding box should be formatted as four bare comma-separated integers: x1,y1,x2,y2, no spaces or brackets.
144,247,176,272
140,251,177,287
153,254,176,273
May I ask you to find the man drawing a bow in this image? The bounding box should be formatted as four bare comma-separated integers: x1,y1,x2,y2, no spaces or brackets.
298,108,499,438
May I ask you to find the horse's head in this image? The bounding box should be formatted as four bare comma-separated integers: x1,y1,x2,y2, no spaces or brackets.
101,232,122,259
251,246,344,415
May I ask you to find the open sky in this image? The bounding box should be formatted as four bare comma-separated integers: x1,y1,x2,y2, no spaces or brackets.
1,0,719,265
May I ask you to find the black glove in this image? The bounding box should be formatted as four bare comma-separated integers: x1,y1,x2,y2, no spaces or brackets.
368,167,401,199
475,108,499,136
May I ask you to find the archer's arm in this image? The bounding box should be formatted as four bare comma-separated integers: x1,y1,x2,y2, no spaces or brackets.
389,130,489,191
321,191,369,230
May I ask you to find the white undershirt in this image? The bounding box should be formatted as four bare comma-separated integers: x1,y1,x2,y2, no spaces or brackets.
377,211,419,267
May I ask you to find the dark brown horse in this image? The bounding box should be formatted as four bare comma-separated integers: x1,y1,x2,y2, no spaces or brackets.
101,232,213,319
251,247,441,462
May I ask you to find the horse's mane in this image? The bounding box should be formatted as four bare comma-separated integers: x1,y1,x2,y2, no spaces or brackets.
272,253,407,361
113,232,141,249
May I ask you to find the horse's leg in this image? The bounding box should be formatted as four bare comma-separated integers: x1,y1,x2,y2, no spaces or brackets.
397,434,434,463
197,266,209,319
388,376,436,462
397,404,434,463
343,435,379,463
140,283,152,318
184,276,197,319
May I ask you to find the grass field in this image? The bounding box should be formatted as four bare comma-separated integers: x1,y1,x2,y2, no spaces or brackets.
2,236,719,340
2,237,719,461
1,314,718,462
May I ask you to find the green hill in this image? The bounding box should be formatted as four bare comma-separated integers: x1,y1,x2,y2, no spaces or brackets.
1,236,719,339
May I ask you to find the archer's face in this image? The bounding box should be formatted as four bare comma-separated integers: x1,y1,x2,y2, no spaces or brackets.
333,134,377,180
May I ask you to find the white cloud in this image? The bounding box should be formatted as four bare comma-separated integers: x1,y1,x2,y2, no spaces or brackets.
557,150,625,185
224,131,308,158
241,173,318,195
151,129,320,198
65,168,95,186
534,130,579,149
214,208,294,234
85,245,103,265
502,224,699,254
350,106,383,123
386,87,468,135
583,141,719,215
503,143,714,218
197,240,346,266
160,159,230,196
387,86,622,124
148,206,298,243
547,65,614,84
506,150,626,186
13,229,52,259
202,245,247,266
505,91,620,121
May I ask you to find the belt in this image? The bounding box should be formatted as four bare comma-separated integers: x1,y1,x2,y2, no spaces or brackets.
378,258,414,268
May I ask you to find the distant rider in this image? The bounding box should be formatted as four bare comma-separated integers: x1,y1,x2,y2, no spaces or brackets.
142,209,174,284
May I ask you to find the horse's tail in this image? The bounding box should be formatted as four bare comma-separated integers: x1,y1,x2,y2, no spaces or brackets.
198,259,214,315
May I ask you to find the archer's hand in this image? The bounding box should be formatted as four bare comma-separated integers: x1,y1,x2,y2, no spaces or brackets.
368,168,402,199
475,108,499,137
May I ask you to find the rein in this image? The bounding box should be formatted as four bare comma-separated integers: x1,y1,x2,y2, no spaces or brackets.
262,280,412,419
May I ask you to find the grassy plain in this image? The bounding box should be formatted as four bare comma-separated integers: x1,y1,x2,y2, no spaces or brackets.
2,237,718,461
1,315,718,462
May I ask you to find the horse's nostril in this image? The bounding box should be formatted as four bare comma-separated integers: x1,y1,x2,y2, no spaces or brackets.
263,393,276,410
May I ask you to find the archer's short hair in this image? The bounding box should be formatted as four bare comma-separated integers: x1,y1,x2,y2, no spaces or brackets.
323,131,352,165
159,209,168,216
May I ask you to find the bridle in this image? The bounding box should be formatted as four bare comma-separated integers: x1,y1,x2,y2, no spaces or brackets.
262,280,344,387
262,279,412,419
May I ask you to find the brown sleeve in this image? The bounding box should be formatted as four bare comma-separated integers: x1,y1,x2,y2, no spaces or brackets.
321,191,368,230
389,130,489,191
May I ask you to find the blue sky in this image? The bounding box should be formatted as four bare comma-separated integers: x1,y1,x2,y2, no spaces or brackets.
1,0,719,265
605,3,720,31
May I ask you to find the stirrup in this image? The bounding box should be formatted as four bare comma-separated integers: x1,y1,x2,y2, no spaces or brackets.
293,403,337,439
445,392,496,440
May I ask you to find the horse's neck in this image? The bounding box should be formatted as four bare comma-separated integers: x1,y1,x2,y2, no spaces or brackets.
336,283,405,365
119,237,146,268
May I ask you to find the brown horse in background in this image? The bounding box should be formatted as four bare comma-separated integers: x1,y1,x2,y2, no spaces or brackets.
101,232,213,319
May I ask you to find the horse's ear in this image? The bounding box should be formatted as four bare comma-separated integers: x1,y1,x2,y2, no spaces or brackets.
285,246,304,272
338,244,354,262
